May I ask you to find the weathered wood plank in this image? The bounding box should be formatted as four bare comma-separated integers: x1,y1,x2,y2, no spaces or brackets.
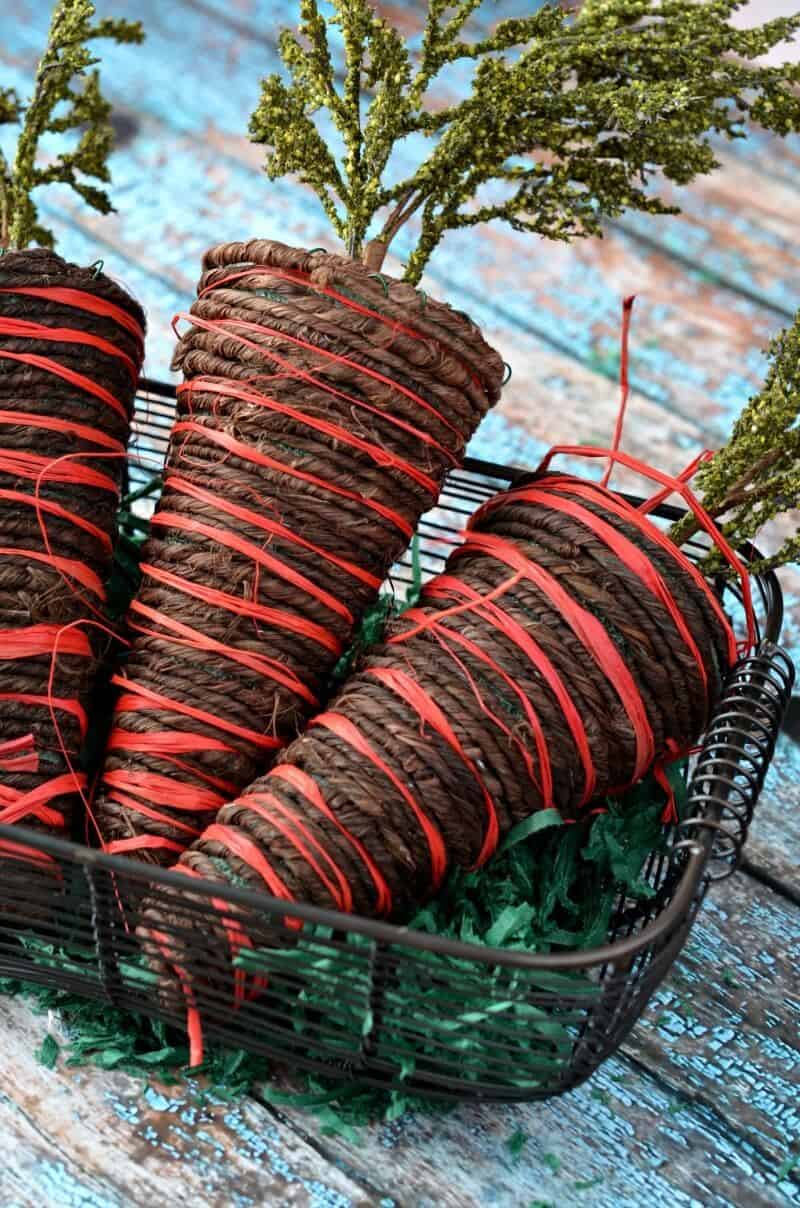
0,1088,126,1208
733,561,800,890
747,731,800,894
2,804,797,1206
626,866,800,1164
617,109,800,322
616,166,800,323
266,1057,792,1208
0,997,378,1208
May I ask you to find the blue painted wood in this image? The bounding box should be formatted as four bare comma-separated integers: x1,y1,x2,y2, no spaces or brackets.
0,997,375,1208
264,866,800,1207
2,855,796,1207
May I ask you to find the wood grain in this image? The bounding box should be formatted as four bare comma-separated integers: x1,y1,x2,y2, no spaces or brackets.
0,998,378,1208
0,867,795,1207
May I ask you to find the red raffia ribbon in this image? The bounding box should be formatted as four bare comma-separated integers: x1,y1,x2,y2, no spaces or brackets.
476,484,713,692
467,295,754,819
0,350,129,421
0,734,38,774
601,294,636,488
310,710,449,888
533,447,754,653
172,312,463,449
405,600,553,804
178,376,441,496
0,285,145,350
367,665,500,867
163,475,382,590
170,419,413,537
0,317,139,381
101,669,286,857
270,764,393,915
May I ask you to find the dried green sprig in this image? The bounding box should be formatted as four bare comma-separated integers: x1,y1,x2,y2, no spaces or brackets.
250,0,800,283
670,321,800,573
0,0,144,251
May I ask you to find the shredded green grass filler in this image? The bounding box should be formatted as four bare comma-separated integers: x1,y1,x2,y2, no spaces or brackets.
0,480,687,1131
2,767,685,1131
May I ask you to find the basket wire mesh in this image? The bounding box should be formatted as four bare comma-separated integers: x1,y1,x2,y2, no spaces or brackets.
0,378,793,1100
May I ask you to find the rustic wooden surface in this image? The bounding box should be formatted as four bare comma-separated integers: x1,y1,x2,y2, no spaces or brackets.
1,2,799,1205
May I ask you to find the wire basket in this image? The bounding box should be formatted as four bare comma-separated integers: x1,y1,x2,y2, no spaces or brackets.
0,379,794,1101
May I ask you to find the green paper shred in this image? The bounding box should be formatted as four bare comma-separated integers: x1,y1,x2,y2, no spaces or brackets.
3,763,681,1133
498,808,563,854
36,1033,59,1070
506,1127,528,1159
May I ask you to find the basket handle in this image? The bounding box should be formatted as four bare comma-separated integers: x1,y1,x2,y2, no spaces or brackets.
671,642,794,881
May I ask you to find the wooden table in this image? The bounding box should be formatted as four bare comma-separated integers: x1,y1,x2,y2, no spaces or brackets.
2,3,798,1204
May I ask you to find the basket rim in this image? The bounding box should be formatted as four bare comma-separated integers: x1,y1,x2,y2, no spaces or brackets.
0,375,786,976
0,819,712,969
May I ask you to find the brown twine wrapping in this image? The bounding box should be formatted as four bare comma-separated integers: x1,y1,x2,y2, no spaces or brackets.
139,476,731,1010
96,240,503,863
0,248,144,838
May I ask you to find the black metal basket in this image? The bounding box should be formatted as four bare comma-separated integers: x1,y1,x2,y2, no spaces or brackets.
0,379,794,1101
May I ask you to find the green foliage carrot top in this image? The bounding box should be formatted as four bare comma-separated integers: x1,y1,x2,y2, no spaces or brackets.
670,318,800,572
0,0,144,251
250,0,800,282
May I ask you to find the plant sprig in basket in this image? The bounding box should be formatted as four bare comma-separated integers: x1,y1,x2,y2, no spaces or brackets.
251,0,800,280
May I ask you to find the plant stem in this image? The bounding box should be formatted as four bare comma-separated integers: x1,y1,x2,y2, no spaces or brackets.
7,51,56,250
362,237,388,270
669,447,785,546
381,188,421,242
360,189,424,271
